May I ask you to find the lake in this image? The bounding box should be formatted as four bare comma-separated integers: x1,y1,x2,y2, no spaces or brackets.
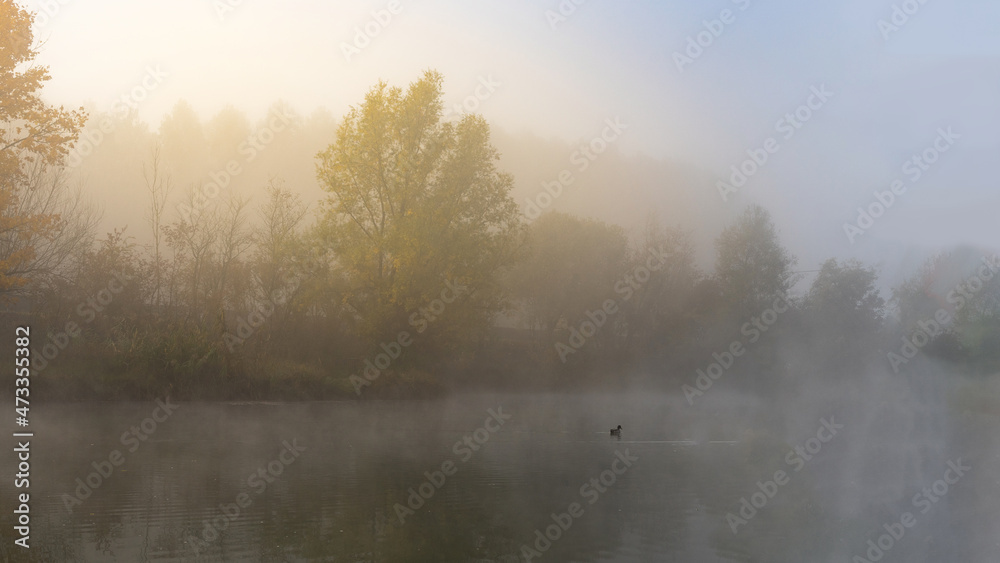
2,383,997,562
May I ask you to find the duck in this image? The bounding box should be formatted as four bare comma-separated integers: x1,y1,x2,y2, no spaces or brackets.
610,425,622,437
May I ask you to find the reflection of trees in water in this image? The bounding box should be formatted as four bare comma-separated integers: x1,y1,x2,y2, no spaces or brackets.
281,456,523,561
0,513,79,562
3,394,988,562
705,450,827,562
0,422,739,561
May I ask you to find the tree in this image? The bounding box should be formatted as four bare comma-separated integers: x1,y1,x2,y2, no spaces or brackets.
210,194,252,314
890,254,946,333
143,146,172,306
714,204,796,318
70,228,149,331
952,259,1000,369
163,190,220,317
162,189,252,325
889,250,986,332
891,249,1000,367
0,0,90,298
252,179,309,300
804,258,884,345
159,100,209,188
508,212,629,338
617,214,700,354
316,70,522,342
205,105,251,162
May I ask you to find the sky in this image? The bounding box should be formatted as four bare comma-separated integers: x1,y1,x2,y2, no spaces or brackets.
22,0,1000,287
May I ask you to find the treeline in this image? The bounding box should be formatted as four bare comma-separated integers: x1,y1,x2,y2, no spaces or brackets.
510,209,1000,395
14,190,998,402
2,4,998,400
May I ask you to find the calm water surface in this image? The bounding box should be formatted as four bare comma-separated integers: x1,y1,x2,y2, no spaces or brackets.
1,388,996,562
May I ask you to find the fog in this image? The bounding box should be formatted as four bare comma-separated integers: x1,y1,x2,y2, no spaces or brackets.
2,0,999,561
30,0,1000,281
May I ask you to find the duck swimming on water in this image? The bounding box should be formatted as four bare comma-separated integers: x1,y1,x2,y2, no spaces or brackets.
610,425,622,437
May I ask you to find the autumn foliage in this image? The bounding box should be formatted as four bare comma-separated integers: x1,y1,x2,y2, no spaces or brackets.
0,0,87,296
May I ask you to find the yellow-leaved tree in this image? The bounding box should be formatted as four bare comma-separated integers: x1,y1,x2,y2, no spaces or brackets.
1,0,89,299
316,70,523,346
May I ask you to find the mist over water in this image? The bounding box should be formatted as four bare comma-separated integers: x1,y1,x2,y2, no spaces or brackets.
2,1,999,561
2,368,998,561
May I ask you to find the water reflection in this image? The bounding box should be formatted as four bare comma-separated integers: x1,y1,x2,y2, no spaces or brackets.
0,386,994,562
